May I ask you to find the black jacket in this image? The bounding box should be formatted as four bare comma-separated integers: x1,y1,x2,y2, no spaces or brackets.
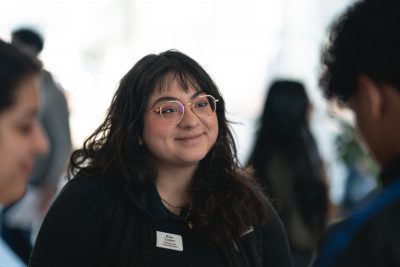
29,174,293,267
314,156,400,267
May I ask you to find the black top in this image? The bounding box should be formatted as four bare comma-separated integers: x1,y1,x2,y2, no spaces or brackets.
314,155,400,267
29,175,293,267
144,183,225,266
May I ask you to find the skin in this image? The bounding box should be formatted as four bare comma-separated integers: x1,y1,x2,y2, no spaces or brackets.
142,78,219,212
0,75,48,205
349,75,400,167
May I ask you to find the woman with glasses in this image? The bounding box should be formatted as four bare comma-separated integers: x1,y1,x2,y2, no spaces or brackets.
29,50,293,267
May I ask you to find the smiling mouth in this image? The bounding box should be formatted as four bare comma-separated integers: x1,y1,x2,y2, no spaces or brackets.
175,133,203,141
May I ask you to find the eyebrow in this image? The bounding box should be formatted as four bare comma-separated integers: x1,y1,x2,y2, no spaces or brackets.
14,108,38,124
150,91,203,108
21,108,38,120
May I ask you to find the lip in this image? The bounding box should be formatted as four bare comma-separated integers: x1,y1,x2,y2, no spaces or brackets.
175,133,203,141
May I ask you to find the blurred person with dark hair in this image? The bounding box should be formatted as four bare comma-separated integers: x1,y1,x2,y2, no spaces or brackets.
313,0,400,266
0,39,48,266
10,29,44,57
0,28,71,264
29,50,293,267
247,80,329,267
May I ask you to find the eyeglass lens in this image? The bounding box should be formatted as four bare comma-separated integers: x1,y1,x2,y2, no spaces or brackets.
159,95,217,124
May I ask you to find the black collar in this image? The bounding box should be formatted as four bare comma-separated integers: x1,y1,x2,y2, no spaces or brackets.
136,183,170,220
137,182,191,221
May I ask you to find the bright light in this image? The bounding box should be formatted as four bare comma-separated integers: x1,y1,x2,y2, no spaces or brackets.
1,0,354,203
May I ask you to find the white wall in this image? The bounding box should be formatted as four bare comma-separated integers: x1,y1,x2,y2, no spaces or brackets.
0,0,355,202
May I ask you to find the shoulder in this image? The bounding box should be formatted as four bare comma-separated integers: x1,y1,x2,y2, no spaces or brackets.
35,174,131,244
30,174,124,266
315,180,400,267
260,197,285,230
258,198,294,267
344,196,400,265
47,173,128,222
62,173,127,201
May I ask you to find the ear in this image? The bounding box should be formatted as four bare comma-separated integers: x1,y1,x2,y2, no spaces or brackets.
138,137,143,146
357,74,384,119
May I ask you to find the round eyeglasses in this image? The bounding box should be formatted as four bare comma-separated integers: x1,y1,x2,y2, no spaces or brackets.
151,94,219,125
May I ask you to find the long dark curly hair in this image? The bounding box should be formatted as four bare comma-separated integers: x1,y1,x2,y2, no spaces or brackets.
69,50,268,248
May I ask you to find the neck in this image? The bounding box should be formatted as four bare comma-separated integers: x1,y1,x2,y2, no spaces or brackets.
155,163,196,213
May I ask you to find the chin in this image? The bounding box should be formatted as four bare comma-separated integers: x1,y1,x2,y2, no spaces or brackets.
10,180,27,202
176,157,205,167
183,153,209,163
2,190,25,205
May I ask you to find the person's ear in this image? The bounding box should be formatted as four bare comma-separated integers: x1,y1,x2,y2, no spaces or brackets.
138,137,144,146
357,74,384,120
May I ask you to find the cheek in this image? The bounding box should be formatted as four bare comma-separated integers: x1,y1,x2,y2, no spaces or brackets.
0,140,14,163
142,118,171,153
0,129,32,172
0,177,26,205
0,149,24,204
207,116,219,144
0,142,20,172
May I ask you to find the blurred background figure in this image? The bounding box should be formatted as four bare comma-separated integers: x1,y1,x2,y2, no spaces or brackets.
247,80,329,267
0,39,48,267
335,120,378,213
0,28,71,264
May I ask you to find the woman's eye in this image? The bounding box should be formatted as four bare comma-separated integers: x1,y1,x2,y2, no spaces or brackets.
161,107,178,114
195,101,209,108
19,124,33,135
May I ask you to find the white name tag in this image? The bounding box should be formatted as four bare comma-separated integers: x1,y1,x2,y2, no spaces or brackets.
156,231,183,251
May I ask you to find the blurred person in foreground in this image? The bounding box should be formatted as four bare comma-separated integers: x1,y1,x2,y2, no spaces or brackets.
29,50,293,267
1,28,71,264
314,0,400,266
247,80,329,267
0,39,48,266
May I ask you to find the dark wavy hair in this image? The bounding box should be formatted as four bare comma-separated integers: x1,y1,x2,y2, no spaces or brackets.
320,0,400,105
247,80,328,242
0,39,41,113
69,50,268,248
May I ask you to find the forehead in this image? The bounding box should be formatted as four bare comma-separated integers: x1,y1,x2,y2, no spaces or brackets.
147,80,200,109
147,74,203,104
154,73,202,95
10,76,40,114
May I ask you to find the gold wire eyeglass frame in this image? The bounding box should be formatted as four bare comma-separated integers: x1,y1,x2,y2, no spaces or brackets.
150,94,219,125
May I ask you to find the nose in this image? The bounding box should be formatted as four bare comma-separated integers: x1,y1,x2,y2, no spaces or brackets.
178,104,199,129
33,122,49,155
